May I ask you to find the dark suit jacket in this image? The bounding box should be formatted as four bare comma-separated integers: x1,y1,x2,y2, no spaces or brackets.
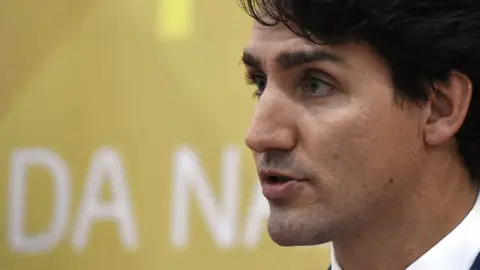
327,252,480,270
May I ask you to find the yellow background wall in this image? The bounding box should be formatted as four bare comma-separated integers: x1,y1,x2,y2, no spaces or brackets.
0,0,330,269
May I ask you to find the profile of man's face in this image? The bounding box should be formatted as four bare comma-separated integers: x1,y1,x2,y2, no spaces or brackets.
243,21,427,246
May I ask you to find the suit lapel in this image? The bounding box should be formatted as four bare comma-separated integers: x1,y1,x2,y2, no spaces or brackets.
328,252,480,270
470,252,480,270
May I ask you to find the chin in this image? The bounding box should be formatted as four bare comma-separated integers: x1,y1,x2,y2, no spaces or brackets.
269,234,319,246
267,218,332,246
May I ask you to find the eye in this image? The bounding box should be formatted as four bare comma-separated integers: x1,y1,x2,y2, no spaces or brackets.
302,76,334,97
245,73,267,98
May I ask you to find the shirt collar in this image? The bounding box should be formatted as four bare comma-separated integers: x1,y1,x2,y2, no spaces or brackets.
331,192,480,270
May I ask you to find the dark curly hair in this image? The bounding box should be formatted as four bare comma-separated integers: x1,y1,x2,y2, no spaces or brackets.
238,0,480,181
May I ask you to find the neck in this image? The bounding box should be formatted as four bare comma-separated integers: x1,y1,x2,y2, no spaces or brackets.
332,158,478,270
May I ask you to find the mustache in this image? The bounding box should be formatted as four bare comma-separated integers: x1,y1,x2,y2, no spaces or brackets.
256,150,309,178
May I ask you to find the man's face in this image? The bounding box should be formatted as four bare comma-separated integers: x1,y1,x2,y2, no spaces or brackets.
243,21,427,246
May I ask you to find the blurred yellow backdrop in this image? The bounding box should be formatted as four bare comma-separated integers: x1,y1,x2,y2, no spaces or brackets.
0,0,330,269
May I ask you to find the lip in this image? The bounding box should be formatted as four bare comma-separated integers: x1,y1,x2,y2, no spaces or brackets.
259,169,307,200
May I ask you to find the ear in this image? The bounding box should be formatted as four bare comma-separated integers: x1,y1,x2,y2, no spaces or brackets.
424,71,472,146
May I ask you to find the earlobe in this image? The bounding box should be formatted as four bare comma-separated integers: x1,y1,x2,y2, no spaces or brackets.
424,72,472,146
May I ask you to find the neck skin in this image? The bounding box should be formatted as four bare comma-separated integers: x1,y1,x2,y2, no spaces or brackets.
332,151,479,270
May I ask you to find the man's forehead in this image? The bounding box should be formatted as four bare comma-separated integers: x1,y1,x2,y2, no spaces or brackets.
250,20,304,43
246,21,317,58
244,21,379,71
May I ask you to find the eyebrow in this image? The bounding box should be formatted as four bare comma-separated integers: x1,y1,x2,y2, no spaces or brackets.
241,50,345,70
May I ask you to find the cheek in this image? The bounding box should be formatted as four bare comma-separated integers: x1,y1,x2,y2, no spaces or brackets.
299,104,419,195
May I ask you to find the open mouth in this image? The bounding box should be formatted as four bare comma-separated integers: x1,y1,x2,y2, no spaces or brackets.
264,175,295,183
260,171,305,199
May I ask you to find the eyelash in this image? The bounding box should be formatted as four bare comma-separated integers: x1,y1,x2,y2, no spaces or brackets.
245,71,335,99
245,72,265,98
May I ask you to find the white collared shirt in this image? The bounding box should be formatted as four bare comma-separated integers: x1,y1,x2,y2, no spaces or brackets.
330,193,480,270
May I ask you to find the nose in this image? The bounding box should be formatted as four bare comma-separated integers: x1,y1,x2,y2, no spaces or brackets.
245,91,297,153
